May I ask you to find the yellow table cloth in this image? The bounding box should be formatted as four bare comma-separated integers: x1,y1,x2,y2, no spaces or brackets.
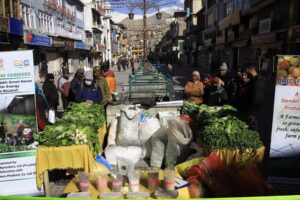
63,170,190,199
36,144,94,189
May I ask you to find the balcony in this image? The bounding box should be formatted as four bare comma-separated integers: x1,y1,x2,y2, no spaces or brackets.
55,27,83,40
219,10,241,31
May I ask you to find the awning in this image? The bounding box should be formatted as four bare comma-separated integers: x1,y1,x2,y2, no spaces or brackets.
252,42,283,49
231,39,249,47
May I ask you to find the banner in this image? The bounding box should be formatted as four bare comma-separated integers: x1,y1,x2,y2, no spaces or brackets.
270,55,300,157
0,50,42,195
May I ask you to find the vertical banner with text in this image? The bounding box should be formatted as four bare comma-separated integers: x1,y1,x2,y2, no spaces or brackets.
0,50,42,195
270,55,300,157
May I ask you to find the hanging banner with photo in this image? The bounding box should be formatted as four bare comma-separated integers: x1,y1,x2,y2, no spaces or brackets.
0,50,42,196
270,55,300,157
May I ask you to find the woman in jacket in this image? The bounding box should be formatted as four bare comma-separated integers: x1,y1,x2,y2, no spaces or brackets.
184,71,205,105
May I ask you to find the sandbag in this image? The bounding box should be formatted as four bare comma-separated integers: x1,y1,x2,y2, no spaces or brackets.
150,127,168,168
107,117,118,146
116,106,143,146
104,145,142,165
138,116,161,145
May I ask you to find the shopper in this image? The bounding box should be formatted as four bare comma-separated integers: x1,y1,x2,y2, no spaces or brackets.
93,66,110,105
236,69,251,114
57,68,73,110
35,83,49,131
42,73,59,112
101,64,117,94
218,62,232,91
205,76,228,106
243,64,265,132
227,67,243,106
69,68,85,103
184,71,205,105
75,71,102,104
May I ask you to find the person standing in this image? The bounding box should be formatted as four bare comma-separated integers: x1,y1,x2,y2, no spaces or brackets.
57,68,73,110
130,58,135,75
42,73,59,111
205,77,228,106
243,64,265,132
75,71,102,104
69,68,85,103
93,66,110,105
101,64,116,94
184,71,205,105
218,62,232,91
35,83,49,131
40,60,48,78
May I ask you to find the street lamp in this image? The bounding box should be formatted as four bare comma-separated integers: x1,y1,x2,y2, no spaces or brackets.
127,0,162,66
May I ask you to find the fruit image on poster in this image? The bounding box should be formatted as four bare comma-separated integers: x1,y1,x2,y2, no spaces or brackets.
270,55,300,157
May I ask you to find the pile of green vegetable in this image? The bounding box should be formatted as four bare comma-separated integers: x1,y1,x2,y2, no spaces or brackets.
182,101,263,153
0,143,34,153
35,103,106,157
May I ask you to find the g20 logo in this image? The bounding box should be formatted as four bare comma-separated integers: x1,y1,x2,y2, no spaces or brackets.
14,59,30,68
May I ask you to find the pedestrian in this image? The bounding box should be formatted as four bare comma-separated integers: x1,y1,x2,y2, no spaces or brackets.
101,64,116,94
166,63,173,81
40,60,48,78
75,71,102,104
205,76,228,106
117,58,121,72
227,68,243,106
218,62,232,91
130,58,135,75
184,71,205,105
35,83,49,131
242,64,265,133
93,66,110,105
42,73,59,112
69,68,85,103
236,69,251,114
57,68,73,110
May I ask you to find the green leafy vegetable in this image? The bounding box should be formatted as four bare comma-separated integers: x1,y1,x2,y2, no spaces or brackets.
35,103,106,157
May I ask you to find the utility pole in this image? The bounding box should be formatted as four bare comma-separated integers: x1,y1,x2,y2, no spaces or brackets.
143,0,147,66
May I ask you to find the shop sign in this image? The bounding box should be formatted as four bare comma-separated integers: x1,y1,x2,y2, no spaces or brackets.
65,40,74,50
270,54,300,158
0,32,9,44
219,10,240,31
9,18,23,36
251,32,276,45
74,41,86,50
25,33,52,47
52,37,65,48
0,50,42,196
0,17,9,32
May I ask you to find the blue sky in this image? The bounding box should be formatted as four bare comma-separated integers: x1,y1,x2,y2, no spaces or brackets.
110,0,184,22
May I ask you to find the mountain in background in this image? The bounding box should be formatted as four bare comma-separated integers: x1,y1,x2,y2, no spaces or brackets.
121,11,173,29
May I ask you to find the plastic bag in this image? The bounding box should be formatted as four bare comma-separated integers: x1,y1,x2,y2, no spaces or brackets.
107,117,118,146
150,127,168,168
138,115,161,145
117,106,142,146
48,108,56,124
104,145,142,165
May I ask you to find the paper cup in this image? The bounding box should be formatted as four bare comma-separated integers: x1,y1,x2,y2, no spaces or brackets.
147,170,160,192
78,171,90,192
163,169,176,191
96,172,108,193
128,170,140,192
111,173,123,192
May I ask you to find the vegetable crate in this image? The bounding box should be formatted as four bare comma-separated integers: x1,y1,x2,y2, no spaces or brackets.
128,74,174,100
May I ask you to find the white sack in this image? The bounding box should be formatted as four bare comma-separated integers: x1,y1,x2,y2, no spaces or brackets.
107,117,118,146
138,116,161,145
117,106,143,146
150,127,168,168
104,145,142,165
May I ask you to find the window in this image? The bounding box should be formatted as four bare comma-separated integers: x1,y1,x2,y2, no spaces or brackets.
21,4,35,29
207,12,214,28
38,11,52,33
224,0,233,17
0,0,19,18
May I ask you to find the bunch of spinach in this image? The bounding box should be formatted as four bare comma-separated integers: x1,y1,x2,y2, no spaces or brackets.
0,143,34,153
35,103,106,157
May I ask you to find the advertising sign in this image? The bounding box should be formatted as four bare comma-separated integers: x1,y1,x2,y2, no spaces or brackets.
270,55,300,157
0,50,42,196
25,34,52,47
